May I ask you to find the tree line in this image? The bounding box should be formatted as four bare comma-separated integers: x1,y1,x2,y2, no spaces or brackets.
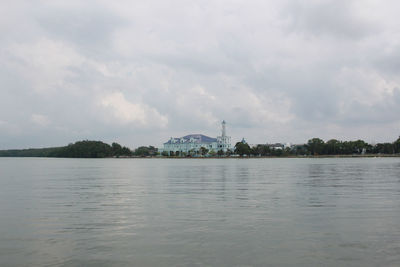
0,140,133,158
1,137,399,158
233,136,400,157
50,141,133,158
0,140,161,158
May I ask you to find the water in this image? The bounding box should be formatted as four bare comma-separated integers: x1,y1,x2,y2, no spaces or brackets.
0,157,400,266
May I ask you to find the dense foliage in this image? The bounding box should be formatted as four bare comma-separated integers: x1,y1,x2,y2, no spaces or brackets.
0,147,62,157
133,146,158,157
303,138,398,155
233,136,400,157
234,142,251,156
0,140,133,158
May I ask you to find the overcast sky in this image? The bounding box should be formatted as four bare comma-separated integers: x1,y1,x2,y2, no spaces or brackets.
1,0,400,149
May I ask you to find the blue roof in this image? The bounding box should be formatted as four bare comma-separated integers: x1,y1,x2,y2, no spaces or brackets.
164,134,217,144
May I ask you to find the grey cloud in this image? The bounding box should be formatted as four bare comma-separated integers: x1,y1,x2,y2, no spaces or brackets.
282,0,379,39
35,3,127,59
373,45,400,75
334,87,400,125
1,0,400,149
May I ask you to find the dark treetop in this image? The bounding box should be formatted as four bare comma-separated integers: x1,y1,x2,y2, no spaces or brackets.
0,140,133,158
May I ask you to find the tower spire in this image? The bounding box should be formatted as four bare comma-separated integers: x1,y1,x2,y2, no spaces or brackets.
222,120,226,137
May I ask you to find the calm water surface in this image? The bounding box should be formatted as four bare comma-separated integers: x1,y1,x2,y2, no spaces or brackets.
0,158,400,266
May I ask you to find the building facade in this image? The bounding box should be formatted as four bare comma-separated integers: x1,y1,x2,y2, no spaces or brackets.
163,121,232,155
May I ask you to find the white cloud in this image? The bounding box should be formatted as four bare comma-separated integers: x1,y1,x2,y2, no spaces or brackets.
99,92,168,128
8,38,85,94
335,67,398,106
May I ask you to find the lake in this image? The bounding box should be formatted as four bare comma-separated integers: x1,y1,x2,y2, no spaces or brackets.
0,157,399,266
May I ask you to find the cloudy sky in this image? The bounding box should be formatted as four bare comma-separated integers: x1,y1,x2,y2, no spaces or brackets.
1,0,400,149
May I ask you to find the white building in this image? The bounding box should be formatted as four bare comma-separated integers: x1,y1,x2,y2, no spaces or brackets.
163,120,232,155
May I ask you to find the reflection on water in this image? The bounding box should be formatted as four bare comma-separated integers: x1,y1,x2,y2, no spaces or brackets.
0,158,400,266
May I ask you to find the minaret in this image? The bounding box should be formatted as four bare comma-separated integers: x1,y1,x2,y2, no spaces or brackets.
218,120,231,152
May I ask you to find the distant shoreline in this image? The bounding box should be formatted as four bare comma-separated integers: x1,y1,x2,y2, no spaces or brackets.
1,138,399,158
1,154,399,159
148,154,400,159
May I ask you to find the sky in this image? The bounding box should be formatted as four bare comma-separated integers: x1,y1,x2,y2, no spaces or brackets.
1,0,400,149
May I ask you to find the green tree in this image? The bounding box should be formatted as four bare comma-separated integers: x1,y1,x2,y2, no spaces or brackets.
147,146,157,156
374,143,394,154
234,142,251,157
352,140,369,154
325,139,340,155
134,146,150,157
112,142,122,153
307,138,325,155
256,145,271,156
200,147,209,156
250,146,259,156
111,142,133,157
120,146,133,156
292,145,307,155
270,148,283,156
394,136,400,153
54,140,113,158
